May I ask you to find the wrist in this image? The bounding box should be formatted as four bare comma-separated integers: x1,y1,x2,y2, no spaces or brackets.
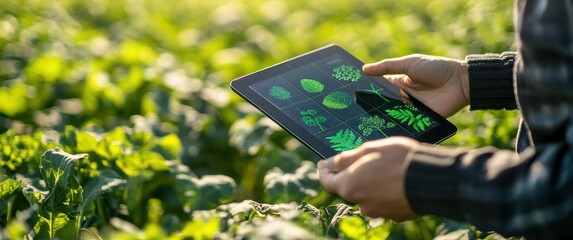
459,60,470,107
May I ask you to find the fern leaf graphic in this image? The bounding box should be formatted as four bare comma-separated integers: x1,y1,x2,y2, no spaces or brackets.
325,129,363,152
385,106,433,133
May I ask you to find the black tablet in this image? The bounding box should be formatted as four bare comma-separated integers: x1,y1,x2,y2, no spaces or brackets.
231,44,456,158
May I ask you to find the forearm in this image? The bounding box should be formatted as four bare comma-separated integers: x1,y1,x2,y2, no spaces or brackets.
404,141,573,239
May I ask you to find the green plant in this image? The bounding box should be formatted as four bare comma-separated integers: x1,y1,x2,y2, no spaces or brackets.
332,65,362,82
323,91,353,109
301,109,327,131
269,86,292,100
325,129,364,152
0,0,520,238
300,79,324,93
358,115,396,138
386,105,433,133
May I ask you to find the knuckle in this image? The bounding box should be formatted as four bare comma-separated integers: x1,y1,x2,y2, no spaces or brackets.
338,185,362,203
359,206,379,217
358,141,378,153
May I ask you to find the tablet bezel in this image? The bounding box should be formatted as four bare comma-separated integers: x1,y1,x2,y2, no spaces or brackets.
231,44,457,158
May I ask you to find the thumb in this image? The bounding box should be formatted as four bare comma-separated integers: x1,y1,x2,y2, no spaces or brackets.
325,147,369,172
362,54,422,76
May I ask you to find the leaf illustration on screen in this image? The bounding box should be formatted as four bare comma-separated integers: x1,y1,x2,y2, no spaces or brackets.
358,115,396,138
300,78,324,93
325,129,363,152
385,105,433,133
269,86,292,100
332,65,362,82
300,109,326,131
359,83,390,102
322,91,352,109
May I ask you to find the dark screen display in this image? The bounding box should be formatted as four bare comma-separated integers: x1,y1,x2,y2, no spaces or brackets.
248,55,439,153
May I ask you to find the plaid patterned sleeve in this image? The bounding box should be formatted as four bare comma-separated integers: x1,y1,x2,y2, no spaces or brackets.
404,0,573,239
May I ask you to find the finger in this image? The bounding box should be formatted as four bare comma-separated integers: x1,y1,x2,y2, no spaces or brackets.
384,75,410,89
317,160,341,193
327,142,379,172
362,54,422,76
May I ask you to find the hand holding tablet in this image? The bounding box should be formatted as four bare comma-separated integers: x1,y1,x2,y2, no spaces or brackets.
231,44,456,158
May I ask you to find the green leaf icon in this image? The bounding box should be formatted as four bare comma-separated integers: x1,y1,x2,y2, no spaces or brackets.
322,91,352,109
358,115,396,138
300,79,324,93
269,86,292,100
385,105,433,133
325,129,363,152
301,109,326,131
332,65,362,82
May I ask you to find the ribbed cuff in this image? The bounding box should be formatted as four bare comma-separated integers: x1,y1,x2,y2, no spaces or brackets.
404,144,467,220
466,52,517,110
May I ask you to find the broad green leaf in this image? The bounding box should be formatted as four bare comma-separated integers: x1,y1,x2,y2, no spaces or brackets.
321,203,356,238
60,126,98,153
0,178,21,223
229,117,273,155
22,179,49,205
80,169,127,214
25,54,66,84
172,162,236,211
33,212,77,240
433,228,477,240
96,127,129,161
180,217,219,240
0,83,27,116
366,220,391,240
0,179,20,200
116,151,168,177
263,161,320,203
188,175,236,211
30,148,85,240
154,133,182,160
339,216,367,240
40,148,87,190
247,220,315,239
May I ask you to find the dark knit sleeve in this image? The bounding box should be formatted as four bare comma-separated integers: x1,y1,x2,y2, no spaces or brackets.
465,52,517,110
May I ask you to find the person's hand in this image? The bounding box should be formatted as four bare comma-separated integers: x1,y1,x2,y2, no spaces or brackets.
317,136,420,221
363,54,469,118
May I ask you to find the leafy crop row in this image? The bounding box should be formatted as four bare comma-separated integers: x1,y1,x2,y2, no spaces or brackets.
1,0,519,239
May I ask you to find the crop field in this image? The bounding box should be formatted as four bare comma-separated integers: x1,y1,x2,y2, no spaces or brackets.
1,0,519,239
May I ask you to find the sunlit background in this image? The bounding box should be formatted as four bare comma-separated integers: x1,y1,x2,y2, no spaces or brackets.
0,0,518,239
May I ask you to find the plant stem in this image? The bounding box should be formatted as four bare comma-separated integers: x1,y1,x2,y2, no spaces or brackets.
6,197,13,223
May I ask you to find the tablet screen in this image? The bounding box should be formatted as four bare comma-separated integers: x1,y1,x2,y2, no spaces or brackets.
231,45,456,158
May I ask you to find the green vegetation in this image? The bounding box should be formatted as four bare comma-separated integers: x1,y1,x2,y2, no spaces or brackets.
358,115,397,138
0,0,520,239
300,78,325,93
323,91,353,109
269,86,292,100
326,129,364,152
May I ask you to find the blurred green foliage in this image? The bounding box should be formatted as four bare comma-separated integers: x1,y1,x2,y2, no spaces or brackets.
0,0,519,238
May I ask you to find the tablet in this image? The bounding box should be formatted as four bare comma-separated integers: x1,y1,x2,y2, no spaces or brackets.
231,44,456,158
